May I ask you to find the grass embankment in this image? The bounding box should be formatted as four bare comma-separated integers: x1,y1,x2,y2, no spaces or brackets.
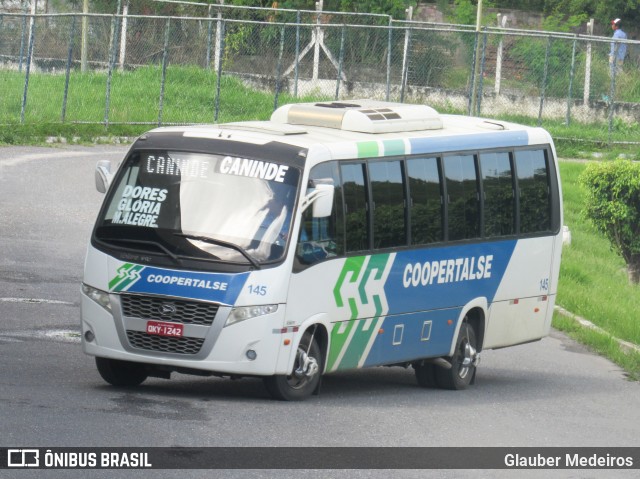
0,66,324,144
555,162,640,380
4,65,640,148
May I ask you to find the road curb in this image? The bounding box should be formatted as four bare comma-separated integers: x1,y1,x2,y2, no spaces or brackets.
554,305,640,354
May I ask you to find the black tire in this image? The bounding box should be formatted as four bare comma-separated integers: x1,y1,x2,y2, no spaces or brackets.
414,361,437,388
95,357,149,387
263,331,322,401
434,321,478,390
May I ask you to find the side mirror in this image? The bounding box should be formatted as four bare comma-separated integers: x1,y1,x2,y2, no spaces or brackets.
95,160,112,193
300,180,335,218
311,183,334,218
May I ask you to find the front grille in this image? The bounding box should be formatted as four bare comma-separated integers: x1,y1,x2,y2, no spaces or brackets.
126,330,205,355
120,294,219,326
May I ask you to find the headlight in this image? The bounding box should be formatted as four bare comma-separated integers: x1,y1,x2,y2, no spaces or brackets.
225,304,278,327
81,283,112,312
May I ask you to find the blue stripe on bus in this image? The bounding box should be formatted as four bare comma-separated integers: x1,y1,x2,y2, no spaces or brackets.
363,308,459,367
409,130,530,156
117,266,249,305
361,240,517,367
384,240,517,314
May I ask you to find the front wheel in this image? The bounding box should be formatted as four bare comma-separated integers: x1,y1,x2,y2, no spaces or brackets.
434,321,478,390
95,357,149,387
263,331,322,401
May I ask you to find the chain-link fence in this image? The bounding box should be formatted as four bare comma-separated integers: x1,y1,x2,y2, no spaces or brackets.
1,10,640,144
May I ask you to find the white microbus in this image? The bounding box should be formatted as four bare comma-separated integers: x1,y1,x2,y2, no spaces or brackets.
81,100,563,400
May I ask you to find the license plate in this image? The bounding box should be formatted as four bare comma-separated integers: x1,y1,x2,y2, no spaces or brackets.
146,321,183,337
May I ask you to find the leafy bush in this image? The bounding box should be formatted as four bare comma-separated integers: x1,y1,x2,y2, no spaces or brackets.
580,160,640,283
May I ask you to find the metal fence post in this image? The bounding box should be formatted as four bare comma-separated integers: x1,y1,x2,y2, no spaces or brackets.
335,25,346,100
206,6,213,68
62,16,77,123
214,3,223,73
158,18,171,127
495,14,507,95
119,0,129,70
583,19,594,105
18,2,28,73
467,31,479,116
470,0,484,116
108,1,122,72
81,0,88,72
104,15,118,127
608,43,619,145
400,6,413,103
476,29,488,116
386,17,392,101
312,1,323,81
566,37,577,126
537,36,551,127
214,20,226,122
274,25,285,111
294,10,300,98
19,13,35,124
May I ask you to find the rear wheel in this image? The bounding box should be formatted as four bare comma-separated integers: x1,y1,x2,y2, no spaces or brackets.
434,321,478,390
95,357,149,387
264,331,322,401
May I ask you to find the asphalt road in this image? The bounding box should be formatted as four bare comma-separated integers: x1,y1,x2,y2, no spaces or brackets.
0,145,638,478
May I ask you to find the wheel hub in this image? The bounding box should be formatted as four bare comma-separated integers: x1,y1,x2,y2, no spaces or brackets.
293,350,319,379
458,340,477,379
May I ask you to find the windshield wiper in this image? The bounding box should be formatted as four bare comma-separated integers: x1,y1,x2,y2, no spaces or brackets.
173,233,261,270
99,237,182,266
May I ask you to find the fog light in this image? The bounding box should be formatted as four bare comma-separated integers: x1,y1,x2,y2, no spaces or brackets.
84,330,95,342
246,349,257,361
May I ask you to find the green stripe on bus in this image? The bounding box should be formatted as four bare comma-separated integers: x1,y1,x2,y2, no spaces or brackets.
383,139,405,156
333,256,366,309
357,141,379,158
108,263,134,290
117,265,145,291
337,320,377,370
327,320,356,371
357,254,390,305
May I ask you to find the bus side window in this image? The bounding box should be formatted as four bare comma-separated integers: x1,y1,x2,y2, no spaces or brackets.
369,159,406,248
480,151,516,237
296,162,344,265
444,154,480,241
407,156,443,245
515,149,551,234
341,163,369,253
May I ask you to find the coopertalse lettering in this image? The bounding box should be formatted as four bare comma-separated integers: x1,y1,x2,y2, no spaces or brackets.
219,156,289,183
146,274,228,291
402,255,493,288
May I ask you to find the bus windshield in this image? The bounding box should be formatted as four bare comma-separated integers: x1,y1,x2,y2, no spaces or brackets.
94,150,300,266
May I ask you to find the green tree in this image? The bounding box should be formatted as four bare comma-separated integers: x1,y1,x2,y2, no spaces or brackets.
542,0,640,35
580,160,640,284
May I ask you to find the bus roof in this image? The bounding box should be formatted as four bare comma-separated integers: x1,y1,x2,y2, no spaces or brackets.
148,100,553,160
